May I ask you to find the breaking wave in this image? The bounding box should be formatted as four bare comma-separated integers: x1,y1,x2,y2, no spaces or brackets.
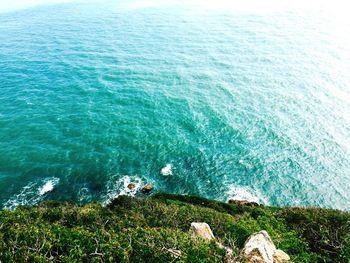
3,177,60,210
102,175,144,205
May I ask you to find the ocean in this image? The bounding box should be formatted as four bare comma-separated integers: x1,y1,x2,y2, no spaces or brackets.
0,0,349,210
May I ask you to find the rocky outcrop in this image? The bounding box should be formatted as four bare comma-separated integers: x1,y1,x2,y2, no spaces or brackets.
273,249,291,262
141,184,153,194
188,224,290,263
228,199,261,207
240,230,290,263
189,223,233,262
189,222,215,240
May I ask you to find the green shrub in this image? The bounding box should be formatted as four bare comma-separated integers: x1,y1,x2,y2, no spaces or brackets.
0,194,349,262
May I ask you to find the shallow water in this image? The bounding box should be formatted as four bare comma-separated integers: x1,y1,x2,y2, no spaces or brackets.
0,0,350,210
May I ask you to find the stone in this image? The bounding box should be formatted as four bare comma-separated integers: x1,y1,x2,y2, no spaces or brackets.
273,249,291,262
189,222,233,262
220,244,234,263
239,231,291,263
127,183,136,190
142,184,153,194
189,222,215,241
228,199,260,207
241,230,276,263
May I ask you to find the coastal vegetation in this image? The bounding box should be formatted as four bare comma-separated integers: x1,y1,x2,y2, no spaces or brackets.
0,193,349,262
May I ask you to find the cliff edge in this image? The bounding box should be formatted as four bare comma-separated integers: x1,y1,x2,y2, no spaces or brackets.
0,193,349,262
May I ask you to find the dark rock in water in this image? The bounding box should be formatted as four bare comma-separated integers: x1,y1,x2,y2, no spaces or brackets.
142,184,153,194
127,183,136,190
228,199,261,207
90,182,104,193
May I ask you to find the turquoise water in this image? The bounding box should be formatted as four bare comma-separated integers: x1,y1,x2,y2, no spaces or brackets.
0,0,350,210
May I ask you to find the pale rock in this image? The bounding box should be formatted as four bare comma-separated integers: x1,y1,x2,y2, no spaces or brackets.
220,244,234,263
241,230,276,263
189,222,233,263
273,249,291,262
189,222,215,241
239,231,291,263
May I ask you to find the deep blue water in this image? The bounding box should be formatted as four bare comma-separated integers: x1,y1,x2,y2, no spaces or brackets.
0,0,350,210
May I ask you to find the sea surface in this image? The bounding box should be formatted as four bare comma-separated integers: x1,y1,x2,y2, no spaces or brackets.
0,0,350,210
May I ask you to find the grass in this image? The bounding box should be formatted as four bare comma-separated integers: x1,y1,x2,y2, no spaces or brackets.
0,193,349,262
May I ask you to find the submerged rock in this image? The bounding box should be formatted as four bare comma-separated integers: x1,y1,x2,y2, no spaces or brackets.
228,199,261,207
142,184,153,194
189,222,215,241
240,230,290,263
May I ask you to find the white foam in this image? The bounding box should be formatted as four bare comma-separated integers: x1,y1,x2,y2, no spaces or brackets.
103,175,143,205
39,178,59,195
161,164,172,176
3,182,37,210
238,158,255,169
3,177,60,210
226,184,267,204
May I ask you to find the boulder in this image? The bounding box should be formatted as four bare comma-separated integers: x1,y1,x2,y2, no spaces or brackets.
241,230,276,263
240,231,290,263
228,199,261,207
127,183,136,190
273,249,291,262
189,222,215,241
141,184,153,194
189,222,235,263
